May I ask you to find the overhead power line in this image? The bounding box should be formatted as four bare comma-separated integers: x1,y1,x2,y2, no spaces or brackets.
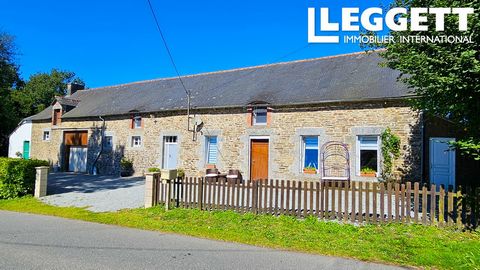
146,0,190,96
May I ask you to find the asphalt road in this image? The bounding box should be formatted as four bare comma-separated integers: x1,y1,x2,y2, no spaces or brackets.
0,211,405,270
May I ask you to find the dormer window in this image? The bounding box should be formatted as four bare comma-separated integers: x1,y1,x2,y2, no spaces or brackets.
132,116,142,129
252,107,267,125
52,109,61,126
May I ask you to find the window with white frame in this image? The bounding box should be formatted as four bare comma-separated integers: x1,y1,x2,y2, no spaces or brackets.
357,135,380,176
302,136,319,172
43,130,51,141
252,107,267,125
133,116,142,129
104,135,113,150
206,136,218,164
131,136,142,148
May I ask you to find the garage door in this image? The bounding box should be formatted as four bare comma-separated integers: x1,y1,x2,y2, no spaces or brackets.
64,131,88,173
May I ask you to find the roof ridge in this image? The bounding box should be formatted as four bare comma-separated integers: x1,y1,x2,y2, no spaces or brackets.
78,50,381,92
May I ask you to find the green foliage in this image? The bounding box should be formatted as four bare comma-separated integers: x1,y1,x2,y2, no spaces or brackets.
451,138,480,161
0,32,22,156
120,157,133,169
1,197,479,269
147,167,160,173
360,167,376,173
0,158,49,199
120,157,134,176
378,0,480,159
381,128,401,182
304,166,317,170
177,168,185,178
11,69,84,118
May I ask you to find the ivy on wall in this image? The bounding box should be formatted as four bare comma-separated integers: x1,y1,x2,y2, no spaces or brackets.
381,128,401,182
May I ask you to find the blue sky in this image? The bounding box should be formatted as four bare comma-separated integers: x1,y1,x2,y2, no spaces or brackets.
1,0,387,88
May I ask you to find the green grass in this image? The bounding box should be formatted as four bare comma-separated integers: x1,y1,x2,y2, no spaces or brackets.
1,197,479,269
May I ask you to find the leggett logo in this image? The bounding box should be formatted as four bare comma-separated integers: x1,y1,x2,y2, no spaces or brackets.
308,7,475,44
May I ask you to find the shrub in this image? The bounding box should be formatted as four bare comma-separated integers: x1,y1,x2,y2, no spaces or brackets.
120,157,134,177
147,167,160,173
0,158,49,199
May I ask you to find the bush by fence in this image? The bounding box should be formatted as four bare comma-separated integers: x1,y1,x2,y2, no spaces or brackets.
0,158,49,199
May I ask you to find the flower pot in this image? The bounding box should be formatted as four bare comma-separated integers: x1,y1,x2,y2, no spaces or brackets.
360,172,376,177
303,168,317,174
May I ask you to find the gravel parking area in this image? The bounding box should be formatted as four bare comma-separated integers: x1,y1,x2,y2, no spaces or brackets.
40,173,145,212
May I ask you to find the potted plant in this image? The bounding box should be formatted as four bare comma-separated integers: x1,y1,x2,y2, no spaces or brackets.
177,168,185,179
303,166,317,174
360,167,377,177
120,157,134,177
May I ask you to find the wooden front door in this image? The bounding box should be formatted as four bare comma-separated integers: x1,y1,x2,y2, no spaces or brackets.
250,139,269,180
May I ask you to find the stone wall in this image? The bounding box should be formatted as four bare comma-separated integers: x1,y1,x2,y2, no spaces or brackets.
30,101,422,181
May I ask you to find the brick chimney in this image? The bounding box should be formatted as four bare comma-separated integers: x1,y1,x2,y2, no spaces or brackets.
66,83,85,96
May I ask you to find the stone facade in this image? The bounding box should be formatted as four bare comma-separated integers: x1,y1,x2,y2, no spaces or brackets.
30,100,422,182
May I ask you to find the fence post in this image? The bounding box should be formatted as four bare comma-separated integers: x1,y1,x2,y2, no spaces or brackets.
456,188,462,229
34,166,49,198
198,177,204,210
144,172,160,208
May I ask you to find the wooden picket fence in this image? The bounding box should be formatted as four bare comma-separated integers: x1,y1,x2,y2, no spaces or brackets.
152,177,480,229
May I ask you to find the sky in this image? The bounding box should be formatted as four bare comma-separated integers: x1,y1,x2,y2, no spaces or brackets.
1,0,388,88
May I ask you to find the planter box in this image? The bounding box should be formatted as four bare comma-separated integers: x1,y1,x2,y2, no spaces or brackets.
161,169,178,180
303,168,317,174
360,172,376,177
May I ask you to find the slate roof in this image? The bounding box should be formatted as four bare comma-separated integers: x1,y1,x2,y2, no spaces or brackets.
54,96,81,107
30,51,411,121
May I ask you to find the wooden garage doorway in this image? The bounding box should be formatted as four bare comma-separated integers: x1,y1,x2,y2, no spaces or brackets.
64,131,88,173
250,138,269,180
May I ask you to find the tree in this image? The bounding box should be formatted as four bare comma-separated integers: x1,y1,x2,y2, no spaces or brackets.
379,0,480,160
12,69,84,118
0,32,22,156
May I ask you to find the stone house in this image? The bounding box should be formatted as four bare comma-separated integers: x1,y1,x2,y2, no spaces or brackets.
27,51,463,186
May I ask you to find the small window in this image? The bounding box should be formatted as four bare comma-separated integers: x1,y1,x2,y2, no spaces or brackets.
131,136,142,147
252,107,267,125
104,136,113,150
357,136,379,176
43,131,51,141
302,136,319,172
133,116,142,129
206,136,218,164
52,109,61,126
164,136,177,143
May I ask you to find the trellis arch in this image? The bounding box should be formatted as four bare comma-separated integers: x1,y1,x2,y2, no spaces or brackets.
320,141,351,183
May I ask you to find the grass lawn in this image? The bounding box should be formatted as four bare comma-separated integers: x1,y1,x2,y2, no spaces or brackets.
0,197,479,269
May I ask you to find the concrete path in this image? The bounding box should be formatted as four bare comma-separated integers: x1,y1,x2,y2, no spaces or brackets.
40,173,145,212
0,211,406,270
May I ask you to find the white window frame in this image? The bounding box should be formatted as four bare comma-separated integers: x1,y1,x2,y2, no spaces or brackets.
133,116,142,129
162,136,178,169
131,136,142,148
205,136,218,165
356,135,380,177
252,107,267,126
43,130,51,141
301,136,320,173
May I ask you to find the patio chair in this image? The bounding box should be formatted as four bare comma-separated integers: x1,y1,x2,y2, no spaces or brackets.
226,169,243,184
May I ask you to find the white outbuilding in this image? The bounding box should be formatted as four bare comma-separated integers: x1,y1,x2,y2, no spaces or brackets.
8,117,33,159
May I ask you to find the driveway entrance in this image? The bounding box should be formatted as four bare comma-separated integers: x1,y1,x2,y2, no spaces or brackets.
41,173,145,212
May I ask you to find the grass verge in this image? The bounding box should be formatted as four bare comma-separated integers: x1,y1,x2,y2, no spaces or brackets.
0,197,479,269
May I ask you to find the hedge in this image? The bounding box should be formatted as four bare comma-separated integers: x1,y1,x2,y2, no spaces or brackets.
0,158,49,199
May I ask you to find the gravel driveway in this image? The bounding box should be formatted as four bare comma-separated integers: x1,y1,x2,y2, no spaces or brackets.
40,173,145,212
